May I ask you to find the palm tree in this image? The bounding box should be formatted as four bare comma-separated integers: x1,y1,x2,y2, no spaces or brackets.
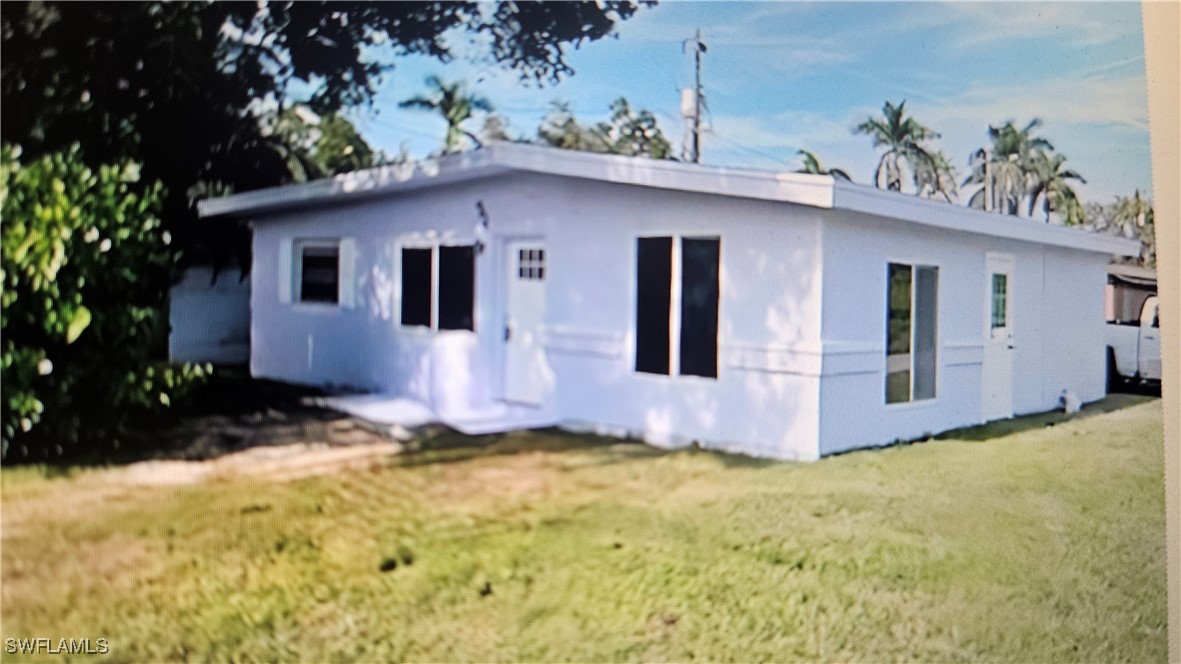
1026,152,1086,224
795,149,851,180
914,149,958,203
1088,190,1155,267
963,119,1052,216
399,76,493,153
854,100,939,192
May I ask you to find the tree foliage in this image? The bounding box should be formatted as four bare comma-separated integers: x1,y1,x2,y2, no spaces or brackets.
963,119,1053,216
1,1,653,267
537,97,673,159
1026,151,1086,225
264,106,378,179
1087,190,1156,267
400,76,494,153
913,149,958,203
961,119,1089,226
795,149,850,180
1,145,207,459
854,100,941,193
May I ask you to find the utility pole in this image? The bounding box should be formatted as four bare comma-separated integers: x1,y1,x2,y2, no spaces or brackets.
681,29,707,164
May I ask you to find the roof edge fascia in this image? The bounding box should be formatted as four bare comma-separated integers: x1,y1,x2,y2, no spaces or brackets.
831,180,1141,257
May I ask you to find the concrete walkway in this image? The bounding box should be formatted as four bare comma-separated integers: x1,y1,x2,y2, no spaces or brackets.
309,394,557,437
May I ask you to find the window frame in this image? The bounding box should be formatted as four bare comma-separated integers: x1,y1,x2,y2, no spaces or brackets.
293,238,341,308
633,234,721,381
397,241,478,333
884,260,940,406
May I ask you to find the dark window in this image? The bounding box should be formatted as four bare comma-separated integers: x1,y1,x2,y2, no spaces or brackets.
439,245,476,331
401,248,432,327
299,245,339,304
635,237,673,375
678,238,720,378
886,263,912,404
886,263,939,404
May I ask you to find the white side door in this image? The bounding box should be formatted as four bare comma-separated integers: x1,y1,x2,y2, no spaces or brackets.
503,241,547,405
1138,296,1161,380
981,253,1015,421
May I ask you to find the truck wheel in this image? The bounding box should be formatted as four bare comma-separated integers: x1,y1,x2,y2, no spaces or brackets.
1106,347,1121,394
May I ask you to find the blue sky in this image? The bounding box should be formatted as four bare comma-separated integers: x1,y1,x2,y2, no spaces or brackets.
340,1,1151,207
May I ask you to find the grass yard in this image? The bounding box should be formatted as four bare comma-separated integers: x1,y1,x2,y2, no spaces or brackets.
1,395,1166,662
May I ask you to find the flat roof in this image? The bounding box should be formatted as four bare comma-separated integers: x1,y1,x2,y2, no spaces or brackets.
197,141,1139,257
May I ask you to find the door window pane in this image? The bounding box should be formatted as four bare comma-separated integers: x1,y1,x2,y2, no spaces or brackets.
991,273,1008,328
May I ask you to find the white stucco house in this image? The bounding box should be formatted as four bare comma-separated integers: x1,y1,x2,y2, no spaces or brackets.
197,142,1139,461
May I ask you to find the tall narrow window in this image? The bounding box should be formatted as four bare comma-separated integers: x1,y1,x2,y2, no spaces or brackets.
886,262,939,404
635,237,673,375
886,264,912,404
990,273,1008,329
298,244,340,304
679,237,720,378
439,245,476,331
401,248,432,327
913,266,939,400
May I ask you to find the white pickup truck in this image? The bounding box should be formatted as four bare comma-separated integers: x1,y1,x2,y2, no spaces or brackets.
1105,295,1161,391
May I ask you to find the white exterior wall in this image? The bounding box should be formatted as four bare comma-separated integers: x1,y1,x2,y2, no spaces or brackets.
816,209,1109,456
247,167,1111,461
249,173,824,460
168,266,250,365
539,178,824,461
250,175,521,417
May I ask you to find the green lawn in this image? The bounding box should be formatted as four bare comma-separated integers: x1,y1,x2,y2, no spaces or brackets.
1,395,1166,662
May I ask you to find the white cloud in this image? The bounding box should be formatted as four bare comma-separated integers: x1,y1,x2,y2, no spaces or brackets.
875,3,1143,53
926,73,1149,131
941,3,1138,50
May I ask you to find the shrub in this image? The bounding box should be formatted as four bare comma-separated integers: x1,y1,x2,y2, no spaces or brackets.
1,144,207,460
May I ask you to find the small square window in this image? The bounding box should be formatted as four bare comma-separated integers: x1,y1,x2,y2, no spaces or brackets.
516,245,546,281
298,243,339,304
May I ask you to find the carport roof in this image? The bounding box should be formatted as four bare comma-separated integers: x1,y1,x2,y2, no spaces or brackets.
197,141,1139,257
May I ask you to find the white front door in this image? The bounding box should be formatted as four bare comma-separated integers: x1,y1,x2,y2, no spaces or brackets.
982,253,1015,421
503,241,547,405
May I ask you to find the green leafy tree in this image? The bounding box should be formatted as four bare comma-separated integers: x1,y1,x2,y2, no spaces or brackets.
1,145,207,459
604,98,673,159
264,106,377,178
1026,151,1086,224
795,149,851,180
313,114,378,175
963,119,1052,216
1,1,652,268
400,77,494,153
854,100,940,193
537,101,613,152
537,97,673,159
